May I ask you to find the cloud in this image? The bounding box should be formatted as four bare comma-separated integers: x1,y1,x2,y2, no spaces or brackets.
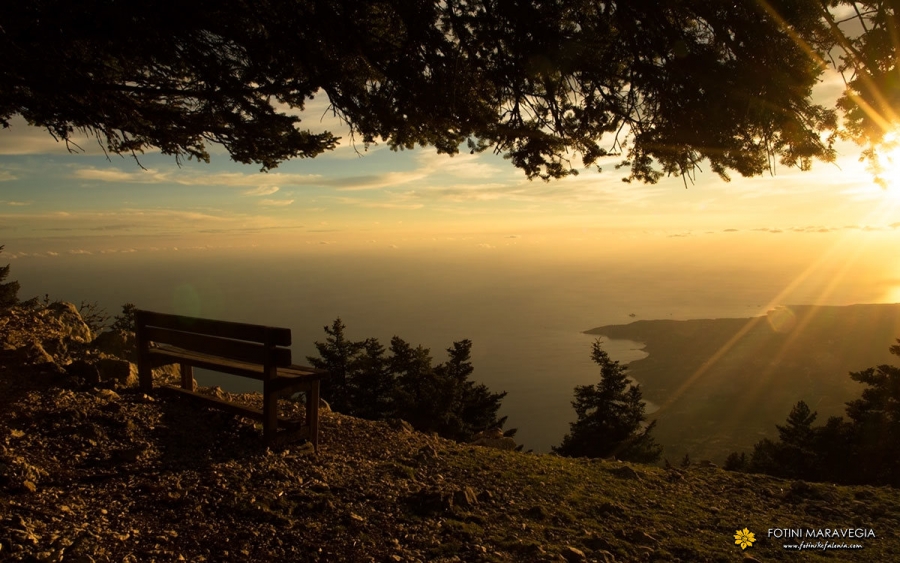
259,198,294,207
243,186,280,196
506,235,520,238
722,228,738,232
46,251,59,257
0,170,17,181
68,249,92,255
477,243,496,248
73,167,322,189
330,171,430,191
357,202,425,210
90,224,132,231
414,151,504,179
0,116,106,156
6,201,31,206
75,168,162,183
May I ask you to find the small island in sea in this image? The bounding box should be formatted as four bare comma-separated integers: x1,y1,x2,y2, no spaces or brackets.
586,303,900,463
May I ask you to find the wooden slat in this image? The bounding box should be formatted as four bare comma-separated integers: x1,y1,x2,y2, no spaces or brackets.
135,309,291,346
279,365,327,376
144,327,291,367
148,347,324,383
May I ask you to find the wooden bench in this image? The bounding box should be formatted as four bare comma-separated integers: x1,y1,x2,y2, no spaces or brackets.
134,310,327,451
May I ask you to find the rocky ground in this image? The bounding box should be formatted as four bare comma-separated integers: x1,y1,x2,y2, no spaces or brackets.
2,304,900,562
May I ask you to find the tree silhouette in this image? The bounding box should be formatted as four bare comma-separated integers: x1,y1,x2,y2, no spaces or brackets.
554,339,661,463
0,245,20,311
6,1,892,181
307,320,507,442
306,318,364,413
842,340,900,485
729,339,900,486
348,338,396,421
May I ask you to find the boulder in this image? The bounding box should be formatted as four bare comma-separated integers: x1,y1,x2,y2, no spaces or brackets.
561,546,587,562
39,336,69,359
452,486,479,508
387,418,414,433
97,358,139,387
44,302,92,343
66,359,101,383
90,330,136,362
0,302,95,367
11,342,56,367
470,427,519,451
470,436,518,451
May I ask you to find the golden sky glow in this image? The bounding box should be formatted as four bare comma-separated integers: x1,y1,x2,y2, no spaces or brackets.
0,75,898,311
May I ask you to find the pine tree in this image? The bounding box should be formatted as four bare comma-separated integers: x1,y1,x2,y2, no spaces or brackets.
744,401,819,480
431,339,507,441
111,303,137,332
389,336,439,431
348,337,396,420
843,340,900,486
724,452,747,471
306,318,364,413
0,245,21,311
553,339,662,463
307,322,509,442
730,340,900,486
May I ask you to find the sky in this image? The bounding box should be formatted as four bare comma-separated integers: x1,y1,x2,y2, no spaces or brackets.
1,67,900,307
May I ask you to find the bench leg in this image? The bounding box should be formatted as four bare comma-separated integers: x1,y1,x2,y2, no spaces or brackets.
263,382,278,443
138,361,153,393
307,381,321,453
180,363,194,391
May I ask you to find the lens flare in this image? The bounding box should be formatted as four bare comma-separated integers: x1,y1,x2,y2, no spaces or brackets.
173,284,202,317
766,306,797,333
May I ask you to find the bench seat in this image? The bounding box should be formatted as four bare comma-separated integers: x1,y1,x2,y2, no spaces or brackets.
149,344,323,393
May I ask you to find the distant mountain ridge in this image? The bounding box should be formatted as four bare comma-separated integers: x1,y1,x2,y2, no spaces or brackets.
586,303,900,463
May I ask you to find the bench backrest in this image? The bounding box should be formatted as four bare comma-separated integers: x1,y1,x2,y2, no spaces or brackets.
135,309,292,367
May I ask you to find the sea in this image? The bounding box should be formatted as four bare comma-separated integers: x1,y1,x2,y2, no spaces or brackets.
12,236,895,452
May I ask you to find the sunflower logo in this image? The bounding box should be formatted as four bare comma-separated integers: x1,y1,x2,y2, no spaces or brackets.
734,528,756,550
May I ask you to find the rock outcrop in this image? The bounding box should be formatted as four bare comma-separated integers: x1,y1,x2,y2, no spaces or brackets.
0,302,185,388
91,329,137,362
470,427,518,451
1,302,93,368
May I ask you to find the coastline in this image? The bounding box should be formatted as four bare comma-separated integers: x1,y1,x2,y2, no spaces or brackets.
582,304,900,462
